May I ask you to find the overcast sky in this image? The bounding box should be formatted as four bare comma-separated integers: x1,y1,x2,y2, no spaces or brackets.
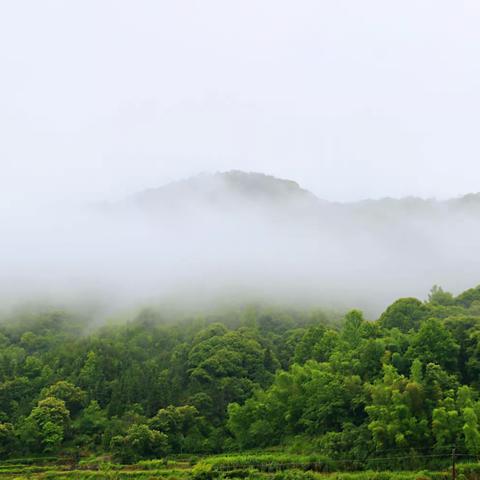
1,0,480,208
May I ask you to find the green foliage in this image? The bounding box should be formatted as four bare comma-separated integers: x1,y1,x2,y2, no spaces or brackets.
406,319,460,371
2,284,480,469
73,400,108,448
455,286,480,309
0,422,16,457
294,326,326,364
428,286,455,307
149,404,208,453
463,407,480,455
41,381,87,416
379,298,430,332
110,423,168,463
21,397,70,453
366,364,429,450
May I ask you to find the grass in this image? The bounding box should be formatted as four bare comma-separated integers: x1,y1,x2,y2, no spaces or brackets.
0,453,475,480
196,453,335,472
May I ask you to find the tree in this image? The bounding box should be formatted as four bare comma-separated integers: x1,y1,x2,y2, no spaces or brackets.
73,400,108,447
432,396,462,450
227,361,365,448
25,397,70,452
355,339,387,381
302,367,364,434
312,330,339,363
150,405,205,453
42,381,87,416
187,329,269,418
342,310,365,347
79,351,105,403
406,319,460,372
365,365,429,451
0,423,15,458
294,325,326,364
456,286,480,309
111,424,168,463
379,298,430,332
463,407,480,455
428,285,454,306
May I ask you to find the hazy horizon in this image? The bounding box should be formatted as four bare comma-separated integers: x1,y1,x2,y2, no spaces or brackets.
2,1,480,209
1,2,480,317
0,169,478,319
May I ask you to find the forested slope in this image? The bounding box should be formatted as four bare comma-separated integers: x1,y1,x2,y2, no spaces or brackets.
1,285,480,466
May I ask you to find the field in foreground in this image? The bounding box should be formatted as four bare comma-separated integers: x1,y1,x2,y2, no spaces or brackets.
0,454,479,480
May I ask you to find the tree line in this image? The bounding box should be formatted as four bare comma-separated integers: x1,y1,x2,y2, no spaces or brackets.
0,285,480,465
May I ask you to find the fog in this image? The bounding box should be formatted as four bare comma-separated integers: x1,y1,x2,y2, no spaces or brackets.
1,171,479,318
2,1,480,206
1,2,480,318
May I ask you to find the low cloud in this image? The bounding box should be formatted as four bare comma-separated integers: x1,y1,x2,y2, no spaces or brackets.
1,172,479,319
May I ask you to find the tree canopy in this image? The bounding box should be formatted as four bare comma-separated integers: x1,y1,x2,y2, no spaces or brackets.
0,285,480,466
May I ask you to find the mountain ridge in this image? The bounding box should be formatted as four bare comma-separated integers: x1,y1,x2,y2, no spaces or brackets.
129,170,321,213
127,170,480,210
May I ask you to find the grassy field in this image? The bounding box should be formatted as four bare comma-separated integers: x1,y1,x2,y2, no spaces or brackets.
0,453,480,480
0,453,476,480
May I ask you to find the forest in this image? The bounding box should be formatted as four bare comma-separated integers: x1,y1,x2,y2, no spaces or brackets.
0,283,480,477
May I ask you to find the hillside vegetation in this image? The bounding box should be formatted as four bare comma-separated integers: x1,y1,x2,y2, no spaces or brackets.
1,284,480,471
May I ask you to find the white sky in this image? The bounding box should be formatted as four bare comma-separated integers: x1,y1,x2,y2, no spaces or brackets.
1,0,480,207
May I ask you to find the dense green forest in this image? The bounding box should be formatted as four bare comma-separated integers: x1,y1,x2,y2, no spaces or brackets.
1,284,480,469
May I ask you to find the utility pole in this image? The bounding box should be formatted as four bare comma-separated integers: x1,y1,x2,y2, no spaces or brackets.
452,447,456,480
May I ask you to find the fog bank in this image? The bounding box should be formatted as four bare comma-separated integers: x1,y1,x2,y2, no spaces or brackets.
1,172,479,318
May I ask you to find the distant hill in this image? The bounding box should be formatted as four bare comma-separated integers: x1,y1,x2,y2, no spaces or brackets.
68,170,480,315
126,170,480,217
127,171,321,215
1,170,479,316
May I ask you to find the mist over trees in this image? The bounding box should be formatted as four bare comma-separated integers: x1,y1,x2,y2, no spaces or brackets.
1,171,480,317
3,1,480,476
2,172,480,468
1,284,480,466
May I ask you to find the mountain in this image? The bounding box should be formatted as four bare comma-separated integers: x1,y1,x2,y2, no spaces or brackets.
127,170,322,215
7,170,477,316
126,170,480,217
